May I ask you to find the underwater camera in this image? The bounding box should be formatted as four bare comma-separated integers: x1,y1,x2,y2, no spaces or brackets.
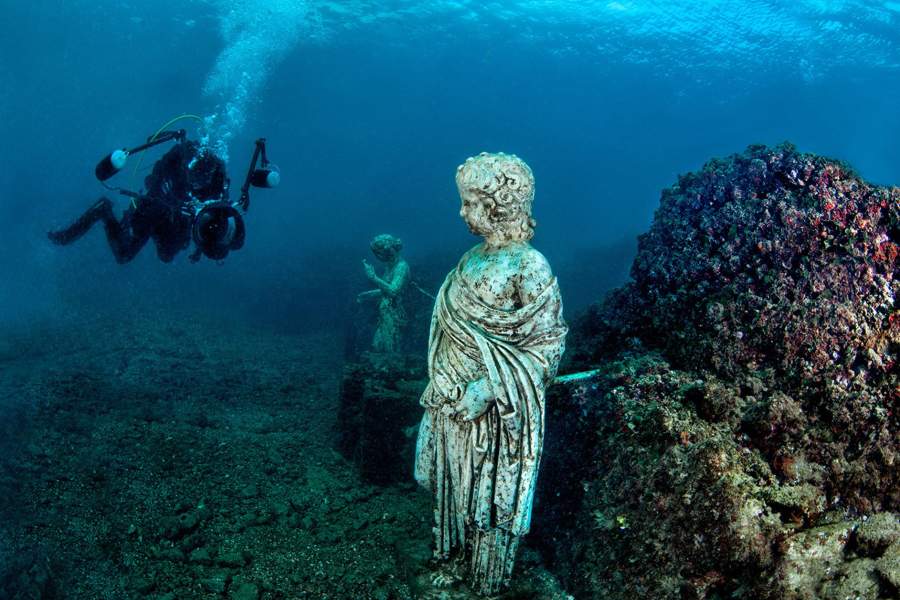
192,202,245,261
92,126,279,262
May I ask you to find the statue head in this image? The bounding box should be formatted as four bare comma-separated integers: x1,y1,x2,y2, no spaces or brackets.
456,152,536,245
370,233,403,263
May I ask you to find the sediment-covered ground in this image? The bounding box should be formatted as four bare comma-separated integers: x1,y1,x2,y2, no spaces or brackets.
0,310,568,599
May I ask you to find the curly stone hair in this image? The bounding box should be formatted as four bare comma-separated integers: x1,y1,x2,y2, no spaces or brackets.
370,233,403,258
456,152,536,242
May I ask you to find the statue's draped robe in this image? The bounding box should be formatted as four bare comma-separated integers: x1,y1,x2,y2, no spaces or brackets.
372,260,408,353
414,259,567,594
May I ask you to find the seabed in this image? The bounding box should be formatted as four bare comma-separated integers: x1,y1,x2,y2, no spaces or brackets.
0,309,570,599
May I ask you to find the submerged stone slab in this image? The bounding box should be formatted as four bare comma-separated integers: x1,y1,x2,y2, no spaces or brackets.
337,354,425,485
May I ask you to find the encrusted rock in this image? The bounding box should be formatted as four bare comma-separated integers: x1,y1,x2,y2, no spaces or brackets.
876,540,900,591
765,483,826,525
547,144,898,599
856,512,900,557
774,521,856,598
230,582,260,600
819,558,880,600
188,547,212,565
201,571,230,594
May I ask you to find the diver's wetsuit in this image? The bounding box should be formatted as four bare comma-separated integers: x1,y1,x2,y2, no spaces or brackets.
48,141,225,264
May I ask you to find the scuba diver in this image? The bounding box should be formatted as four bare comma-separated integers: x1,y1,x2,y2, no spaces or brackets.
48,124,280,263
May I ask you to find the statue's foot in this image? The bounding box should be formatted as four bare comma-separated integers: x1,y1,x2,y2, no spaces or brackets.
430,565,462,590
413,563,465,599
431,571,457,589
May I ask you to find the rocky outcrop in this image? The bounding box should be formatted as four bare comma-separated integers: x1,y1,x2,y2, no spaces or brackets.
540,144,898,599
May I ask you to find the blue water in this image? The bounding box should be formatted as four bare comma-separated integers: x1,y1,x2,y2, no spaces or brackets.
1,0,898,323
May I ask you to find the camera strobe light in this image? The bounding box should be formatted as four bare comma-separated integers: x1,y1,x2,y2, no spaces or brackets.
249,166,280,189
95,149,129,181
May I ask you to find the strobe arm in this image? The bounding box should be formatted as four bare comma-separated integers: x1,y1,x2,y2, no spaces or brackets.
238,138,279,211
131,129,187,154
94,129,187,182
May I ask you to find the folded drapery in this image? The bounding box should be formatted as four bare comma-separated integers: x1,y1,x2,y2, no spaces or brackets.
415,256,567,593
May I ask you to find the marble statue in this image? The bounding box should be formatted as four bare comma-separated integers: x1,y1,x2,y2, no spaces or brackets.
414,152,568,595
358,234,410,353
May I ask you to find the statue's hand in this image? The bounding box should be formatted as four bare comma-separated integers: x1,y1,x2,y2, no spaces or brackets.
362,259,377,281
454,378,493,421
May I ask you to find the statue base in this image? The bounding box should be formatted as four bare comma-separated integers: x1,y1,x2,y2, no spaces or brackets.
337,352,426,485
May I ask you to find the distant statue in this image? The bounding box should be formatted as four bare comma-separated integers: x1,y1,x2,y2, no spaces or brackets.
358,234,410,353
414,153,567,595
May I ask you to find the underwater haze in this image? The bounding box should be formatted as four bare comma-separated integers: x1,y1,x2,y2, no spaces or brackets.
2,0,898,325
0,1,898,599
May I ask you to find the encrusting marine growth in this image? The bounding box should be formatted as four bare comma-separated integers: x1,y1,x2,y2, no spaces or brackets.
539,143,898,599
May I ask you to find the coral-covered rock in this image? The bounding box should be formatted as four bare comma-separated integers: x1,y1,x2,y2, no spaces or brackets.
542,144,898,599
877,540,900,592
573,143,898,510
856,513,900,557
536,355,784,598
623,143,897,386
819,557,880,600
772,521,856,598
